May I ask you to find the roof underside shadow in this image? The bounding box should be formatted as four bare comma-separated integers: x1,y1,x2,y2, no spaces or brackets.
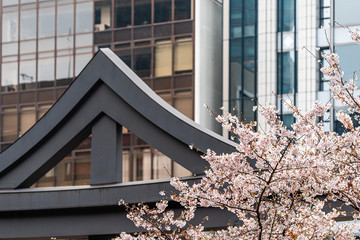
0,48,237,190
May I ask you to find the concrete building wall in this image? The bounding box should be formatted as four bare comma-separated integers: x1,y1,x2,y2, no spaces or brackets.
195,0,223,134
257,0,277,130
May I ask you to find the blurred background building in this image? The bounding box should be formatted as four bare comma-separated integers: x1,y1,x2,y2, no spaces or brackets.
0,0,359,186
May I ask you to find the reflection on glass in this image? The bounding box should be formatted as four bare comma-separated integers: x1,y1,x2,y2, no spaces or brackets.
95,1,112,30
75,54,92,75
173,161,192,177
115,0,131,28
54,157,73,186
174,38,193,73
1,108,18,142
56,55,74,86
57,35,74,50
20,40,36,54
155,0,171,23
134,0,151,25
20,60,36,90
74,151,91,185
57,4,74,35
174,0,191,20
335,0,360,26
1,62,18,92
152,150,172,179
278,0,295,32
2,42,18,56
115,49,131,67
38,38,55,52
336,44,360,86
20,10,36,40
75,33,93,47
3,0,18,6
155,40,172,77
20,106,35,136
134,149,152,181
230,0,242,38
277,51,296,94
38,104,52,120
282,114,294,130
76,2,93,33
122,150,130,182
134,47,151,77
174,91,193,118
39,7,55,37
38,58,55,88
2,56,18,62
2,12,18,42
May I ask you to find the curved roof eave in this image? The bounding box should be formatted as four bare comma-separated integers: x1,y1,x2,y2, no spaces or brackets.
0,49,237,189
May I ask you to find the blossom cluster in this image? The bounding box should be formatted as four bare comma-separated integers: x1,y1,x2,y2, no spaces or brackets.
119,29,360,239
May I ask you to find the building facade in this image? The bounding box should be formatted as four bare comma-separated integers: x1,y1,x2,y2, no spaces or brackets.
3,0,359,187
222,0,360,134
0,0,200,187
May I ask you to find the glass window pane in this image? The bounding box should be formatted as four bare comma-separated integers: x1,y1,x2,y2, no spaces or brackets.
155,0,171,23
230,0,242,38
57,4,74,35
20,106,35,135
3,56,18,62
75,33,93,47
74,151,91,185
279,0,295,32
76,2,93,33
2,108,18,142
38,57,55,87
1,62,18,92
115,49,131,67
20,10,36,40
133,148,152,181
134,47,151,77
175,0,191,20
57,35,74,50
173,161,192,177
38,38,55,52
277,51,296,94
155,40,172,77
243,1,256,37
94,0,112,30
335,0,360,25
2,12,18,42
174,91,193,119
56,55,74,85
3,0,18,6
19,60,36,90
336,44,360,86
20,40,36,54
115,0,131,28
39,7,55,37
174,38,193,73
75,53,92,75
134,0,151,25
152,150,172,179
38,104,52,119
2,42,18,56
122,150,130,182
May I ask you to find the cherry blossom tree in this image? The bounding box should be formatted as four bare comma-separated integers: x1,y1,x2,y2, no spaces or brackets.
118,29,360,239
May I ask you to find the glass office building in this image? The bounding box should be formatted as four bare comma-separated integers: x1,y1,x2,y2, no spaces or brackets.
1,0,194,186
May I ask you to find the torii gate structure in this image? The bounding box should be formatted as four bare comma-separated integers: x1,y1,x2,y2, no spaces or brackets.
0,49,238,239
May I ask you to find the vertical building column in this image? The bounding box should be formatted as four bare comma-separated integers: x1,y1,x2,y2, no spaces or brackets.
194,0,223,134
297,0,317,112
257,0,277,131
222,0,230,137
91,114,123,185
